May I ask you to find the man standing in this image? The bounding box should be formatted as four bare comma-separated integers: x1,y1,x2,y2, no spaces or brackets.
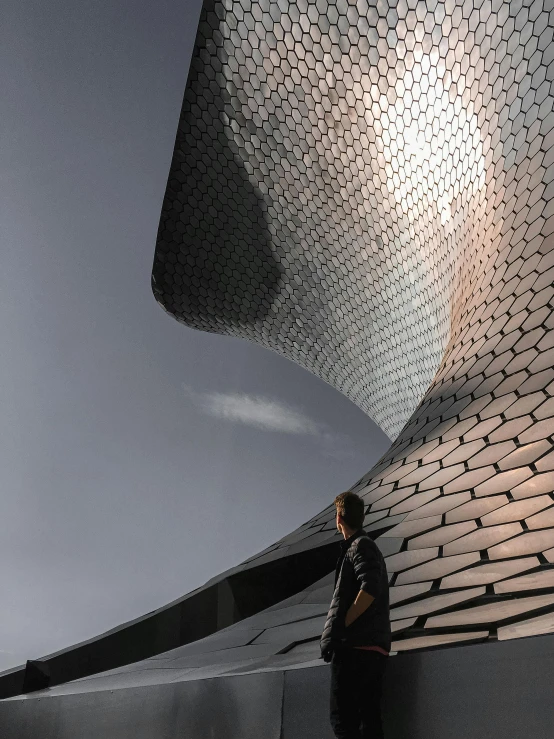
320,491,391,739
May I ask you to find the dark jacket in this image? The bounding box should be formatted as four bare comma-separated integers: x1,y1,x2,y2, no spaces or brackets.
320,529,390,656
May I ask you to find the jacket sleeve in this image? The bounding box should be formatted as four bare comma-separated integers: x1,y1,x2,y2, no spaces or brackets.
352,538,382,598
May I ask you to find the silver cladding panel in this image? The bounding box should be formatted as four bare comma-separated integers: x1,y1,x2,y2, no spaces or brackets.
153,0,554,649
152,0,513,437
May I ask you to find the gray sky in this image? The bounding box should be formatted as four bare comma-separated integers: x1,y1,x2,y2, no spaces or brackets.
0,0,389,673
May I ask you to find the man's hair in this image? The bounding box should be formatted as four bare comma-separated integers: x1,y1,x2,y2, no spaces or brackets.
334,491,365,530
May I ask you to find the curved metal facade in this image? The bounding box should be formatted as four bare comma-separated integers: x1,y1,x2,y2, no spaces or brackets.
153,0,554,651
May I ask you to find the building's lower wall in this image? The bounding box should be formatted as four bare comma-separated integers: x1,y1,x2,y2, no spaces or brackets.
2,633,553,739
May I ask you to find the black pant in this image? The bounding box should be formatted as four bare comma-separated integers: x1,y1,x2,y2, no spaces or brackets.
330,647,387,739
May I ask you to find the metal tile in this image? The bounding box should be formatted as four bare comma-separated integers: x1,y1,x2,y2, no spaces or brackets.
441,558,541,589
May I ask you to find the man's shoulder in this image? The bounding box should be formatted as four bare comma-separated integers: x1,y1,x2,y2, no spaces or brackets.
349,533,380,555
350,534,388,564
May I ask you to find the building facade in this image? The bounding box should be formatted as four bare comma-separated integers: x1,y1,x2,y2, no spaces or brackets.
153,0,554,649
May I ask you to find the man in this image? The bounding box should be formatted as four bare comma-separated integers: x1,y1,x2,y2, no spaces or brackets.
320,491,391,739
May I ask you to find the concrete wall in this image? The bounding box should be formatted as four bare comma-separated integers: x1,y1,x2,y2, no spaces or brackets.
2,633,553,739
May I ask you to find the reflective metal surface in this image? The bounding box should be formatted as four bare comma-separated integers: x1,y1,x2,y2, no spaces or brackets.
153,0,554,648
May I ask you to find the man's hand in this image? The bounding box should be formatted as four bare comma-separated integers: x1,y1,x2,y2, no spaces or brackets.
345,589,375,627
321,638,342,662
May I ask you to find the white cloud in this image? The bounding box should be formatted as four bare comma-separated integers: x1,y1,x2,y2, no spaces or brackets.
183,386,356,459
184,387,320,434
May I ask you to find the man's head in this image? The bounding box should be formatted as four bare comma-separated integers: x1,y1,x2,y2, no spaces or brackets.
334,491,365,537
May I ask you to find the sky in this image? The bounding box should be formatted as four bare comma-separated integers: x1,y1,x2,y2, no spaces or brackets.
0,0,389,673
